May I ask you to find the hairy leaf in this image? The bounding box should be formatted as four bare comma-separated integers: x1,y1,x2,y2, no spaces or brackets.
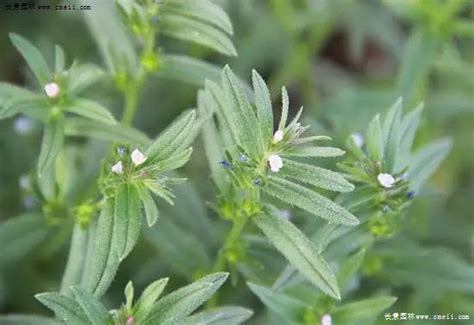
142,273,229,324
9,33,51,85
63,99,116,124
281,159,354,192
383,97,402,172
35,292,89,324
0,315,58,325
365,114,384,161
38,116,64,178
248,282,308,323
71,286,109,325
136,184,159,227
254,212,341,299
184,306,253,325
265,176,359,225
332,296,397,323
252,69,273,144
284,146,346,158
134,278,169,322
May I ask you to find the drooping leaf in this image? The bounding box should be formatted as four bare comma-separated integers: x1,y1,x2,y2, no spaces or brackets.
253,211,341,299
408,138,452,192
248,282,308,323
9,33,51,85
281,159,354,192
284,146,346,158
156,54,222,86
184,306,253,325
136,184,159,227
146,110,195,161
37,115,65,178
141,273,229,325
265,176,359,225
163,0,233,35
0,213,48,263
70,286,110,325
63,99,116,124
160,13,236,56
252,69,273,144
134,278,169,322
65,117,150,147
35,292,89,325
331,296,397,323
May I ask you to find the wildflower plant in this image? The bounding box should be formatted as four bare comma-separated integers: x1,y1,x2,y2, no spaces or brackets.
0,1,469,324
199,67,359,300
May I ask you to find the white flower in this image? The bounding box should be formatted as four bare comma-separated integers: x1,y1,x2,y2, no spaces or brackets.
111,161,123,174
377,173,395,188
44,82,60,98
351,132,364,148
268,154,283,172
273,130,284,143
131,149,147,166
321,314,332,325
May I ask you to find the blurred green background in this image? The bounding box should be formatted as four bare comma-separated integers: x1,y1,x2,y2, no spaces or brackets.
0,0,473,323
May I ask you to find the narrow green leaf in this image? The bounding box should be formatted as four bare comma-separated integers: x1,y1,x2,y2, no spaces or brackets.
146,110,195,161
114,183,142,261
336,248,366,293
248,282,308,323
0,315,58,325
9,33,51,85
164,0,233,34
142,273,229,325
365,114,384,161
156,54,222,86
156,147,193,172
222,66,263,157
383,98,402,172
125,281,134,311
265,176,359,226
397,103,423,169
284,146,345,158
408,138,452,192
35,292,89,325
55,45,65,73
38,116,65,178
0,94,47,120
71,286,110,325
83,199,120,297
60,223,91,297
63,99,116,124
65,117,150,147
278,87,289,131
281,159,354,192
184,306,253,325
253,212,341,299
134,278,169,322
68,64,105,95
252,69,273,145
160,13,237,56
136,184,159,227
0,213,48,263
332,296,397,323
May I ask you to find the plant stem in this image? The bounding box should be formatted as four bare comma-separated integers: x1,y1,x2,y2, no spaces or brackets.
121,84,139,127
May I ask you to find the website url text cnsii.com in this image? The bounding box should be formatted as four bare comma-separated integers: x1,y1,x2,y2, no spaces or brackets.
4,3,92,11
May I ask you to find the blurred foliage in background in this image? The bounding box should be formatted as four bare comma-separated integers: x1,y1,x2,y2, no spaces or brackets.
0,0,473,324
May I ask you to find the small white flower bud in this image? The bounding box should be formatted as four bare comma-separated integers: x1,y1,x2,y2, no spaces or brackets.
321,314,332,325
273,130,284,143
268,154,283,172
44,82,60,98
131,149,147,166
351,132,364,148
377,173,395,188
111,161,123,174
